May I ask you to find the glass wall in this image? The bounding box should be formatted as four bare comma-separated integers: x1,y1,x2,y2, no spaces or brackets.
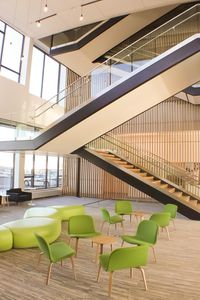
0,152,14,191
0,124,16,141
24,154,34,188
47,156,58,187
29,46,67,104
34,154,47,188
24,153,62,189
0,19,24,83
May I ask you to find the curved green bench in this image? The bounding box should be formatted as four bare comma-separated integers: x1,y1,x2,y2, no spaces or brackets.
50,205,85,221
0,225,13,251
23,207,60,220
4,217,61,248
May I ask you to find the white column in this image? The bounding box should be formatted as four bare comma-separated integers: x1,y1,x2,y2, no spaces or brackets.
14,152,25,189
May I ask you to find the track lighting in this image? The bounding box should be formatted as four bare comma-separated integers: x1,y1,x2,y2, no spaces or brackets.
36,20,41,28
44,3,48,13
35,13,57,28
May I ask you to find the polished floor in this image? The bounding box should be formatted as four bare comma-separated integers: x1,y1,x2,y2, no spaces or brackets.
0,196,199,300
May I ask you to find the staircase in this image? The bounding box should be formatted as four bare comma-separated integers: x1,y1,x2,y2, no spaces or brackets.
75,134,200,220
0,4,200,153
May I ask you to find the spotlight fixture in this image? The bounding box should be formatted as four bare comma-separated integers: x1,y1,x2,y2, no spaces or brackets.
36,20,41,27
80,13,83,21
44,3,48,13
35,13,57,28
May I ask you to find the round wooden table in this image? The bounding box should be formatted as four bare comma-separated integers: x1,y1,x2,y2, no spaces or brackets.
131,211,145,222
91,235,117,263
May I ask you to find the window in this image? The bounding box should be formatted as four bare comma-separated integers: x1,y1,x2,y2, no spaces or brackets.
29,47,44,97
34,154,47,188
47,156,58,187
24,153,62,189
24,154,34,188
1,26,23,73
58,65,67,106
59,156,63,187
0,152,14,190
0,124,16,141
0,21,24,83
29,46,67,105
42,55,59,101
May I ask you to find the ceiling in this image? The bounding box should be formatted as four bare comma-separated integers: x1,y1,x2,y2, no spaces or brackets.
0,0,196,41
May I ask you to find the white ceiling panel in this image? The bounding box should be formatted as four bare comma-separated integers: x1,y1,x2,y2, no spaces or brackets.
0,0,197,40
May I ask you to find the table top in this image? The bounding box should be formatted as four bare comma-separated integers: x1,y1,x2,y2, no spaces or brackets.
131,211,146,216
91,235,117,245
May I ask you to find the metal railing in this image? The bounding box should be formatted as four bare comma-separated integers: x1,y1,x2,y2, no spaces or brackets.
86,134,200,199
1,3,199,141
33,3,200,122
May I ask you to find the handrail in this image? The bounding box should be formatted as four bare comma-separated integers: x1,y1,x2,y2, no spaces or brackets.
86,134,200,199
104,134,193,176
32,3,200,119
101,134,199,183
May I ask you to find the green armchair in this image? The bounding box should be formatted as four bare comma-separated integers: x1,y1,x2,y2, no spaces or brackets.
100,208,124,235
97,245,149,297
68,215,101,256
163,203,178,229
121,219,159,262
35,233,76,285
115,200,133,222
150,212,171,240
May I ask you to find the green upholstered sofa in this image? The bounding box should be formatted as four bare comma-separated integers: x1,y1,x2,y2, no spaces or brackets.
3,217,61,248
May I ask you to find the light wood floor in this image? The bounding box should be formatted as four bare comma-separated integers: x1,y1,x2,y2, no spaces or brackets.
0,196,199,300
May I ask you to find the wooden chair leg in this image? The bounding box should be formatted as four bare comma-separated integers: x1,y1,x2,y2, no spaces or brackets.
121,221,124,233
46,262,53,285
100,221,105,232
107,224,110,235
165,226,170,240
75,238,79,257
172,219,176,230
115,223,117,230
38,252,43,265
70,257,76,280
110,244,113,251
108,272,113,297
97,264,102,282
130,268,133,278
139,267,147,291
95,244,100,264
60,259,63,267
151,246,157,262
121,240,124,247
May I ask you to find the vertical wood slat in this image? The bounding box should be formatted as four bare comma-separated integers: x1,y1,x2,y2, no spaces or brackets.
62,97,200,199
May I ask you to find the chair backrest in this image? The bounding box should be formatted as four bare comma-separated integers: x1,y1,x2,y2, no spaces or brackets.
163,204,178,219
100,208,111,222
35,233,52,261
106,245,148,272
68,215,97,234
150,212,171,227
115,200,133,214
136,220,159,245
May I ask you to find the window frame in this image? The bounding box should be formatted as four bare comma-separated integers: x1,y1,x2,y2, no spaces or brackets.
29,45,67,104
0,20,25,83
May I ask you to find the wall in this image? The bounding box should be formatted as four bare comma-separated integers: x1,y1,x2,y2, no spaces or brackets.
62,155,150,200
